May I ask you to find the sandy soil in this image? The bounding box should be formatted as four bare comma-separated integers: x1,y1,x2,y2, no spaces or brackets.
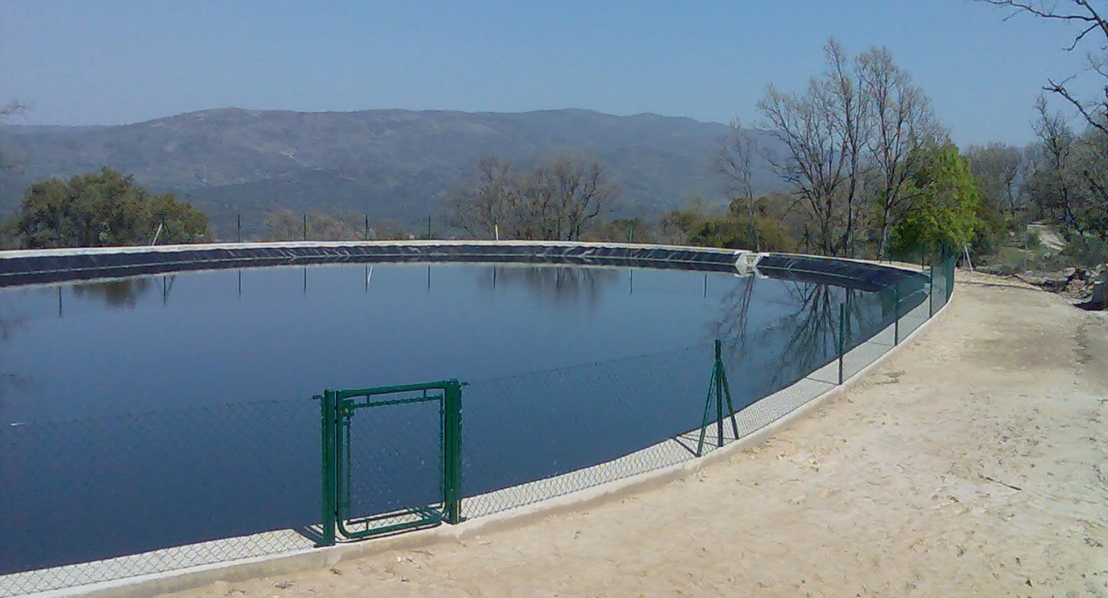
169,271,1108,598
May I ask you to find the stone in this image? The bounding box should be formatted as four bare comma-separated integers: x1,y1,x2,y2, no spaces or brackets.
1093,281,1106,308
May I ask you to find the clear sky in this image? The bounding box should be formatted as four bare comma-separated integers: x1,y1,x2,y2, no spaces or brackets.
0,0,1097,146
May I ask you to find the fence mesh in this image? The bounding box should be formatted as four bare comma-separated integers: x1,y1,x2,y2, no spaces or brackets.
461,343,712,518
337,393,446,536
0,399,318,597
0,257,956,596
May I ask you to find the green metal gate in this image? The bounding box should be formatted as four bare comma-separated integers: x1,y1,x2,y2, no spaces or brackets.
317,380,463,545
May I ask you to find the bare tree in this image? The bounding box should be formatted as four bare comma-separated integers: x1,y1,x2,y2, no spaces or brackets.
759,82,839,255
0,101,25,121
547,157,612,241
979,0,1108,135
1026,95,1108,247
825,38,872,258
757,38,871,257
447,157,515,238
1029,96,1084,236
448,156,615,241
713,120,761,250
966,141,1028,219
858,47,940,258
756,39,945,258
0,100,27,172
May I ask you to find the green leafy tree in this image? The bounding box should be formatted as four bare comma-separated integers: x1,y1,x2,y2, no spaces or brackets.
682,215,794,252
585,218,657,244
9,167,210,249
145,193,212,245
892,143,985,255
657,196,797,251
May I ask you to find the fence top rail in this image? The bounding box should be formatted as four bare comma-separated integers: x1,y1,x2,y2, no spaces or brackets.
323,379,464,401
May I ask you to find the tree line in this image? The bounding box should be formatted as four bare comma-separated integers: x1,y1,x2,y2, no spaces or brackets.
442,40,990,261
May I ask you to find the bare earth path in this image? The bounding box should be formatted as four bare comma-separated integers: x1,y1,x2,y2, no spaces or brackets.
170,272,1108,598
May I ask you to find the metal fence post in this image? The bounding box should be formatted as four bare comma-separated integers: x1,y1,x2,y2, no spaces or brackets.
894,282,901,345
928,264,935,318
845,292,852,348
442,380,463,524
838,303,846,385
948,256,955,302
318,390,337,547
714,340,725,448
696,340,739,456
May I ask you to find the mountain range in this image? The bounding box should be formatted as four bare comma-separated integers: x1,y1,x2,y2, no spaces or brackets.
0,108,782,238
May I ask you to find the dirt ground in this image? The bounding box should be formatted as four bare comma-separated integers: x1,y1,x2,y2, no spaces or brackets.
169,271,1108,598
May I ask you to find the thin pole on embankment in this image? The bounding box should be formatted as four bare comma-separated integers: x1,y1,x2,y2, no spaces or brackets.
838,302,846,385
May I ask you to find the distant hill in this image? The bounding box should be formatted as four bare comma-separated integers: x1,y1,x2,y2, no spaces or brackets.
0,108,782,239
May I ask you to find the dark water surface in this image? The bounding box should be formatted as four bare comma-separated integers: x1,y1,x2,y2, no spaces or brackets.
0,263,906,574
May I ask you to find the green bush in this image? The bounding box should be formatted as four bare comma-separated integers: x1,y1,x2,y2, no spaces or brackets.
1062,236,1108,268
9,168,211,249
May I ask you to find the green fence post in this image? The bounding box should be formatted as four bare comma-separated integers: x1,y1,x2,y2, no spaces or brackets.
845,291,852,348
696,340,739,456
894,282,901,345
948,256,955,302
715,340,725,448
695,374,714,457
442,380,464,524
719,343,740,442
928,264,935,318
838,303,846,385
318,390,337,547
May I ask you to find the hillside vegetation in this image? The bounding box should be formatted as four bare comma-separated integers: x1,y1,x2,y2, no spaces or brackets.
0,108,782,238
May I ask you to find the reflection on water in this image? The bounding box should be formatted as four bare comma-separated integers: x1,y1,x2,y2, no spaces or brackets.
474,266,620,309
0,314,29,341
0,300,32,410
71,278,152,308
710,275,759,343
67,276,180,310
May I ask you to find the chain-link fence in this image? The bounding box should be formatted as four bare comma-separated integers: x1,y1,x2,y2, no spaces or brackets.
0,256,956,596
0,399,318,596
457,258,951,518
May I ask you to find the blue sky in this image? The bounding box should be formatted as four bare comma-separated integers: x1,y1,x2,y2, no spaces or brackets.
0,0,1097,146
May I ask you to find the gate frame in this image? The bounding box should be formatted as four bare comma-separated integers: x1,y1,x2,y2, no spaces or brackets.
317,379,463,546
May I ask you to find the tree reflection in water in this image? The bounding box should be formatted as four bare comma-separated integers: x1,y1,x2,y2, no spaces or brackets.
72,278,153,309
0,298,32,413
70,275,179,309
474,265,619,310
708,275,893,407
